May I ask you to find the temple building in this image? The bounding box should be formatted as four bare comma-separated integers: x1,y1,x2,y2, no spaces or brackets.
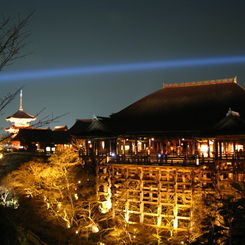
69,77,245,235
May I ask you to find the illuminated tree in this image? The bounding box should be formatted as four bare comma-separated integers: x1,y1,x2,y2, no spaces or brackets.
3,148,104,242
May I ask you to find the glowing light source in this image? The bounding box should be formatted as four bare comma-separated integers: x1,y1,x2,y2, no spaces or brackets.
2,55,245,82
173,219,178,229
200,145,208,153
91,224,99,233
100,198,112,214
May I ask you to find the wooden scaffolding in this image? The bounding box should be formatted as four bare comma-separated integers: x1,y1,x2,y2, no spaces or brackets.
96,159,245,234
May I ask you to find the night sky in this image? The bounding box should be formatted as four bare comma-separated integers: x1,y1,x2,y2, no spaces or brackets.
1,0,245,131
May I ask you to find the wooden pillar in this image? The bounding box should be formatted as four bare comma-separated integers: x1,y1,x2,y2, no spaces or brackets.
219,141,222,159
173,169,178,232
134,136,138,154
233,141,236,157
207,140,210,158
122,138,126,155
214,139,218,159
125,168,129,222
157,169,162,226
139,168,144,223
191,138,196,155
110,166,116,219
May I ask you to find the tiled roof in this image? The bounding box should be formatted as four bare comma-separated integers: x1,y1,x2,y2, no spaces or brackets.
70,117,116,138
69,119,92,134
212,109,245,134
110,78,245,133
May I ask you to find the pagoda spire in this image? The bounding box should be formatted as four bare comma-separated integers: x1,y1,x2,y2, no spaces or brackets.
19,90,23,110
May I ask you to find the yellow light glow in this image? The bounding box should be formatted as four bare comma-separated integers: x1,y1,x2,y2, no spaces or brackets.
91,225,99,233
200,144,208,152
236,144,243,151
173,219,178,229
100,198,112,213
196,157,199,165
125,212,129,223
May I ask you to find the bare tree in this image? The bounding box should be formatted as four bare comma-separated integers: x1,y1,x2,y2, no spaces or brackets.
0,12,33,70
32,108,69,128
0,12,33,127
0,87,23,115
0,12,69,130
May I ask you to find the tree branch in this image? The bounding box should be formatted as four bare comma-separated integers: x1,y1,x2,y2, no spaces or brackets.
0,11,34,70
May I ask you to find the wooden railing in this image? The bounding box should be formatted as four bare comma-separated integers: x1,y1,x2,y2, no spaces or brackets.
80,152,245,166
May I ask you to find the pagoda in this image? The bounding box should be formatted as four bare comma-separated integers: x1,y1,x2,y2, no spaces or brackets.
5,90,36,135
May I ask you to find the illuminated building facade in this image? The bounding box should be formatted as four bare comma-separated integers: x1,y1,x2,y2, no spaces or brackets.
70,77,245,234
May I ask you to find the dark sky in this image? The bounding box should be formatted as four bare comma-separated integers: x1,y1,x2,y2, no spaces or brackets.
1,0,245,131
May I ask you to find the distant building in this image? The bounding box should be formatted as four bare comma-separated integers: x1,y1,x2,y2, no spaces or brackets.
6,90,69,152
5,90,36,149
13,128,70,152
5,90,36,135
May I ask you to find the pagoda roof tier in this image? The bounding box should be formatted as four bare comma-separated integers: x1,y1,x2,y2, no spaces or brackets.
6,109,36,121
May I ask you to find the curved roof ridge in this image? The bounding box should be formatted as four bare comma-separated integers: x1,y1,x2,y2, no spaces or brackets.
6,109,36,120
163,77,237,88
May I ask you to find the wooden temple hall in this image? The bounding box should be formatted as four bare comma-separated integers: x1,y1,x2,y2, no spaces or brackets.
8,77,245,234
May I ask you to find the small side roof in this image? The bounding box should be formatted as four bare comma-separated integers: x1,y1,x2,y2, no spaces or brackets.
68,119,92,134
70,116,116,138
212,108,245,135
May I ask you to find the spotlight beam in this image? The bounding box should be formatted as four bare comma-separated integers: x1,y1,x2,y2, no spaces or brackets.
1,56,245,82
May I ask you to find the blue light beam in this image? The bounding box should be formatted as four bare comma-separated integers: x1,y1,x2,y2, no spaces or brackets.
2,55,245,82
